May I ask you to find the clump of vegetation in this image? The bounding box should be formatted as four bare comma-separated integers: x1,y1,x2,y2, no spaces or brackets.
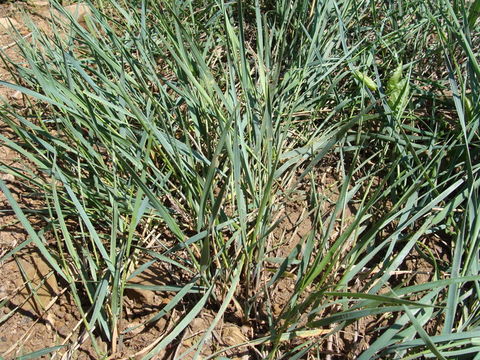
0,0,479,358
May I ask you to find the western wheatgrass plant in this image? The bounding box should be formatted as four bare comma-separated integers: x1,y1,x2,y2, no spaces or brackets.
0,0,478,358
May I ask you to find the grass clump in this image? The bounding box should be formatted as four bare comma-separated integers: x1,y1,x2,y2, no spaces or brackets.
0,0,479,358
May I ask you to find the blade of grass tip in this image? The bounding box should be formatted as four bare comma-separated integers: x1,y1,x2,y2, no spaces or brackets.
17,345,65,360
0,180,67,281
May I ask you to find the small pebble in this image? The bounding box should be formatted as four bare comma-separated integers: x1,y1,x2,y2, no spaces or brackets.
57,325,69,337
